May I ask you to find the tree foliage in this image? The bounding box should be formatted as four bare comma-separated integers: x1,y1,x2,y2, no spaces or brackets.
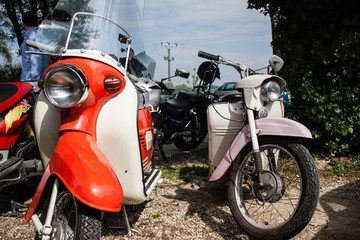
248,0,360,155
190,68,199,89
0,0,58,80
0,62,21,83
0,29,12,61
0,0,57,47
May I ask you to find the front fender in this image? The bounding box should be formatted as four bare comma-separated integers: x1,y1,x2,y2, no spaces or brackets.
24,131,123,222
209,117,312,182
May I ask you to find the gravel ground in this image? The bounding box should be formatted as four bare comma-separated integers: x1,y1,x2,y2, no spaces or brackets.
0,148,359,240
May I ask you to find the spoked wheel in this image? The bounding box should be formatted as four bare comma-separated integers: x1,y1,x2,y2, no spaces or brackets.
228,137,319,240
51,190,102,240
174,117,207,151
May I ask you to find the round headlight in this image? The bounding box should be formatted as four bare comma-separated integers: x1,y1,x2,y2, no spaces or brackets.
261,81,281,102
44,64,88,108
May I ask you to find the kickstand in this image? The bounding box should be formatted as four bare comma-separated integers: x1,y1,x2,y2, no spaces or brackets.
122,205,131,236
158,145,168,162
11,200,27,213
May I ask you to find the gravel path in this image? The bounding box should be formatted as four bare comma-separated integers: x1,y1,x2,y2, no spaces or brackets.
0,146,359,240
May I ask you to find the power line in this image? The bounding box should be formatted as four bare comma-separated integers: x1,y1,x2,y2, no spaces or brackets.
161,42,181,85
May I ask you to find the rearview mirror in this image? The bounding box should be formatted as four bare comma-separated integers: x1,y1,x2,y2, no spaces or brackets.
269,55,284,73
118,33,129,44
175,68,190,79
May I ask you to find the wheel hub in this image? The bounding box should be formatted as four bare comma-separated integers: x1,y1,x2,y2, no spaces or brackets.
254,171,285,202
51,214,75,240
51,215,66,240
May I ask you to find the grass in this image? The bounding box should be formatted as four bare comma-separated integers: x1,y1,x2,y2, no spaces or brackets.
161,163,209,182
319,154,360,178
161,165,182,181
160,147,209,181
160,146,360,181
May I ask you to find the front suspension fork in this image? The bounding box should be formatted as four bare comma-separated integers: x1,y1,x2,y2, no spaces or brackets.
31,178,59,240
247,109,264,187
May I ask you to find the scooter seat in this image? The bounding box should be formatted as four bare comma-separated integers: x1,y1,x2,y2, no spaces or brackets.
177,91,207,104
0,82,33,113
165,92,207,117
165,97,191,117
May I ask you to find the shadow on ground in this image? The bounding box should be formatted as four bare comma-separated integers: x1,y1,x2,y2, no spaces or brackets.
0,177,39,214
314,180,360,240
170,182,246,239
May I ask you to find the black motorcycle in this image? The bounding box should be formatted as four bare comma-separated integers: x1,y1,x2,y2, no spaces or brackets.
153,62,220,160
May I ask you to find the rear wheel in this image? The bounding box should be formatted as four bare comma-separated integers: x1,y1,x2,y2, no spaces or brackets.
228,137,319,240
51,190,102,240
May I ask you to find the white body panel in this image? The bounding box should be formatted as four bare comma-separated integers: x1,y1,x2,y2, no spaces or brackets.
34,92,60,167
96,79,146,205
236,75,286,111
207,100,284,174
207,102,246,174
63,49,124,71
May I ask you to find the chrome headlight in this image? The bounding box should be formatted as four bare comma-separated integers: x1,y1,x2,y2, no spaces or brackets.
44,64,88,108
261,80,281,102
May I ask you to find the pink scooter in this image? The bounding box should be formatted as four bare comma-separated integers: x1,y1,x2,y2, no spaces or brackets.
199,51,319,240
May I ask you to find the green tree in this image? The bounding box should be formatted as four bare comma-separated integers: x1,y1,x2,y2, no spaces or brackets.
174,83,191,91
0,0,57,48
0,62,21,83
0,0,93,82
189,67,199,90
248,0,360,155
0,30,12,61
0,0,57,81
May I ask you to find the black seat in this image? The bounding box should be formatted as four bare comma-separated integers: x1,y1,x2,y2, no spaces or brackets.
0,83,18,104
177,91,207,104
165,97,191,117
165,92,207,117
0,82,33,114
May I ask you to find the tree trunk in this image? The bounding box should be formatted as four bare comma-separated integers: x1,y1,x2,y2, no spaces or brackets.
4,0,24,47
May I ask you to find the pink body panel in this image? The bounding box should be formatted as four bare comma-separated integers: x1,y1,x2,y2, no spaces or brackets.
209,117,312,182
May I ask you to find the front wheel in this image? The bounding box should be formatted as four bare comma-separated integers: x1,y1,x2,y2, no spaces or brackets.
174,117,207,151
228,137,319,240
51,190,102,240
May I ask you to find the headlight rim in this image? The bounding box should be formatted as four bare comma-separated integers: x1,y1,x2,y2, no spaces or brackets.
261,80,282,102
43,63,88,108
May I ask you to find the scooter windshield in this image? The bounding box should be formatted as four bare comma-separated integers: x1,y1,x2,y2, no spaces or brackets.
36,0,147,74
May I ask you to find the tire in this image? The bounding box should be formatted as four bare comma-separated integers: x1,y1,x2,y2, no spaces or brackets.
174,117,207,151
228,137,319,240
50,190,102,240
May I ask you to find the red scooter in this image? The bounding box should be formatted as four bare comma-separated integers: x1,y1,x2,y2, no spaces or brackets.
0,82,43,190
21,0,162,239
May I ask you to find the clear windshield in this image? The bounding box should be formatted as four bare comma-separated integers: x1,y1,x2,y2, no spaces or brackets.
36,0,154,77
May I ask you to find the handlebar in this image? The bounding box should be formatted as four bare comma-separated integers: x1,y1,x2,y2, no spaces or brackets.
198,51,220,61
198,50,238,67
26,40,57,53
157,81,173,94
198,50,253,79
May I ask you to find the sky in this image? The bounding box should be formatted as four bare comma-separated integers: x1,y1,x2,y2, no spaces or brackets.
141,0,273,87
3,0,273,88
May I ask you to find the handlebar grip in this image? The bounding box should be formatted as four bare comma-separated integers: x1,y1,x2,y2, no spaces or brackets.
25,40,39,49
26,40,56,52
198,51,220,61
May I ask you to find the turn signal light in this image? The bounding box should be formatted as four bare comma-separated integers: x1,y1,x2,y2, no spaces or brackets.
104,76,122,91
38,79,43,89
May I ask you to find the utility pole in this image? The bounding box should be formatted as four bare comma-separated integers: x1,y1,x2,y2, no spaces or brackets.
161,42,177,86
